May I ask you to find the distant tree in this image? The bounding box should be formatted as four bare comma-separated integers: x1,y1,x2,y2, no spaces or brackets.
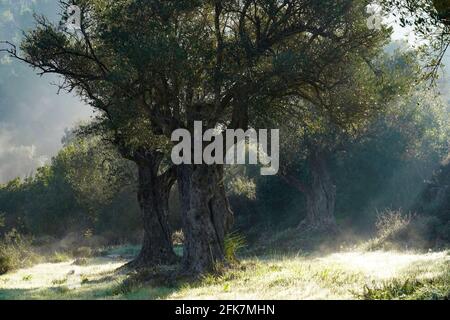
333,82,449,225
269,48,418,232
0,133,142,240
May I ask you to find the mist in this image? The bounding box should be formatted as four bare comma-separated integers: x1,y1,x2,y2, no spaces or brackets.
0,0,93,183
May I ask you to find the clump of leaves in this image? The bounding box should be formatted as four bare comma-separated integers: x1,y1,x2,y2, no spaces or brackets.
224,232,246,263
361,268,450,300
362,279,422,300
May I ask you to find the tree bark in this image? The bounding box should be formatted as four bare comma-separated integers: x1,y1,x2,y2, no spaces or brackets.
177,163,234,275
127,152,178,268
299,150,338,232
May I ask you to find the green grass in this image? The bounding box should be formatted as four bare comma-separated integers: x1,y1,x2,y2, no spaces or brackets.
361,259,450,300
0,247,448,300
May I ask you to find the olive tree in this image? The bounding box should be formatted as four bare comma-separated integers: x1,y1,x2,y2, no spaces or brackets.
2,0,391,273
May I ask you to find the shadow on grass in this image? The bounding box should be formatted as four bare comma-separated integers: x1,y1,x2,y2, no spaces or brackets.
0,245,188,300
71,256,130,267
0,261,184,300
0,273,181,300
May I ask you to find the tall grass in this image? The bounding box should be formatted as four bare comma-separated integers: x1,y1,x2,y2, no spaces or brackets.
0,229,38,274
365,209,443,251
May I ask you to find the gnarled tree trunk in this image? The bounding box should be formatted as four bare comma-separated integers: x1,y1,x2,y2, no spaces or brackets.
300,150,337,232
128,152,178,268
177,164,234,275
283,149,337,233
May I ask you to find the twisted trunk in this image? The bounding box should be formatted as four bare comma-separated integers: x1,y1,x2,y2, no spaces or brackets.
300,150,337,232
283,150,337,233
177,164,234,275
128,153,177,268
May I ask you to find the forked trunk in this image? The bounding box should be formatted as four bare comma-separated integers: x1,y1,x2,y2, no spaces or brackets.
177,164,234,275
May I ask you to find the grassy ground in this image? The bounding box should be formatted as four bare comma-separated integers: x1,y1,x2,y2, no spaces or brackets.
0,246,448,300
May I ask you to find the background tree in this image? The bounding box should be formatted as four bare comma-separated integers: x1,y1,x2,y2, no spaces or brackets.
381,0,450,77
0,132,141,240
250,31,418,232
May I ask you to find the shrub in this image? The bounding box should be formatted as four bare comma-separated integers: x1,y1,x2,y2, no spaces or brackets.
362,279,422,300
0,229,37,274
366,209,443,250
376,209,412,242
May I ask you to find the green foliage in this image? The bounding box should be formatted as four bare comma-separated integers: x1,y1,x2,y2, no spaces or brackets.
0,132,141,243
362,272,450,300
224,232,246,263
241,84,449,232
380,0,450,79
363,279,426,299
0,0,448,286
